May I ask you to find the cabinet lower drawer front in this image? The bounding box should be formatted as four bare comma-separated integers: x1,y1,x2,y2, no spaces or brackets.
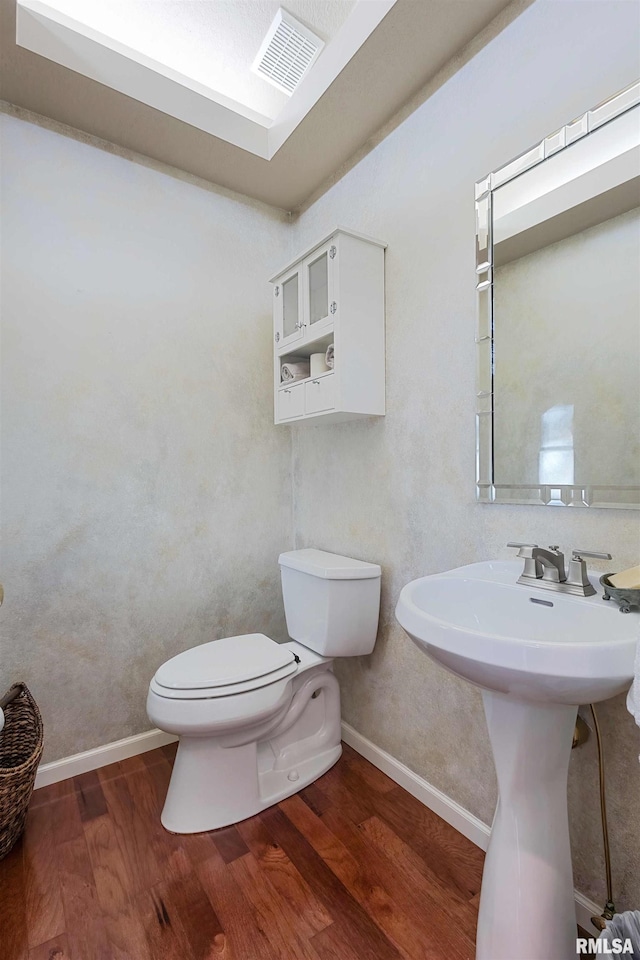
278,382,304,420
305,374,335,414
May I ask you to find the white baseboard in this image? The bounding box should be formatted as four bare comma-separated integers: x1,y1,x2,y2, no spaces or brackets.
34,728,178,790
573,891,605,935
341,720,603,934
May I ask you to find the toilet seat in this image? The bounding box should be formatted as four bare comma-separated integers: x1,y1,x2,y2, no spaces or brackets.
151,634,298,700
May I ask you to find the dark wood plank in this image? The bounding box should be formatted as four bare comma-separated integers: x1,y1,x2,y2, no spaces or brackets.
0,838,29,960
314,758,377,824
322,806,475,959
194,845,276,960
360,815,479,944
262,804,401,960
340,743,396,793
284,793,473,960
58,834,112,960
211,825,250,864
98,764,165,894
229,852,319,960
141,749,173,798
74,770,108,822
28,933,71,960
48,779,83,847
83,813,153,959
128,756,210,882
22,800,66,948
373,785,484,900
93,760,124,785
309,919,385,960
138,884,196,960
299,782,333,817
28,783,59,809
320,759,483,900
236,815,333,939
159,870,227,960
161,741,178,762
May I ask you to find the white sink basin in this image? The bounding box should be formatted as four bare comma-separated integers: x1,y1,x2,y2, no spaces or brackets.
395,560,639,960
396,560,636,704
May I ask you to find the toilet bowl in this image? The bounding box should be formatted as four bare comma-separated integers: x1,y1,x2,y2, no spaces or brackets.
147,548,381,833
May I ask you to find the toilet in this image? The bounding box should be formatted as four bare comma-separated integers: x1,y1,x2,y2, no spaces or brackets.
147,548,381,833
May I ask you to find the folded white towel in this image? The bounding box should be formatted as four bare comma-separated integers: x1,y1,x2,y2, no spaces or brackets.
325,343,334,369
599,910,640,956
281,361,310,382
627,633,640,755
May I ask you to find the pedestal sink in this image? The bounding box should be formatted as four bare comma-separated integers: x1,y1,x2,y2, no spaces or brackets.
395,560,637,960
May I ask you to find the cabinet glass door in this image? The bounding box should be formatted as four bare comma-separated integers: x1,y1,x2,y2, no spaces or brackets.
308,253,328,325
282,274,300,338
304,244,334,334
275,266,304,348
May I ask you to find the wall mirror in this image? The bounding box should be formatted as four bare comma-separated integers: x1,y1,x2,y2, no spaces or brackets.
475,81,640,508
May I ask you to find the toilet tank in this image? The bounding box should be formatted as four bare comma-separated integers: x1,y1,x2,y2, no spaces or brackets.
279,549,381,657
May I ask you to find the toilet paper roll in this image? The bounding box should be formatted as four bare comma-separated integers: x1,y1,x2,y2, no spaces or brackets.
310,352,330,377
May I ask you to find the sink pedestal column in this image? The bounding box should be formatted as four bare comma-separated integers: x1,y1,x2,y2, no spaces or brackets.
476,691,578,960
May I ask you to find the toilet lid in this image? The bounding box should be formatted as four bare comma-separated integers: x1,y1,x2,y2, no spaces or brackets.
154,634,296,691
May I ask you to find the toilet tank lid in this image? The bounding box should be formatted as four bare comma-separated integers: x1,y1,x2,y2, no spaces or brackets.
279,549,381,580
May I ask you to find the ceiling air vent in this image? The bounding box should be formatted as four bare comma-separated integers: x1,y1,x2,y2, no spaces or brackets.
252,8,324,96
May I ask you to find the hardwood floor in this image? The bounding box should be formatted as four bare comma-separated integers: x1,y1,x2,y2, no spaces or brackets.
0,742,484,959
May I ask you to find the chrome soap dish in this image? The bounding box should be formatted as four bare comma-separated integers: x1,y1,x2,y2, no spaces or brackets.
600,574,640,614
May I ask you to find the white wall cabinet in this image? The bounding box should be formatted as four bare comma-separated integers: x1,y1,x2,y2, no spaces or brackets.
271,227,386,425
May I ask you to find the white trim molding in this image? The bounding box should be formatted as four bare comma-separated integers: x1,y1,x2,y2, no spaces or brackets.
341,721,603,935
34,728,177,790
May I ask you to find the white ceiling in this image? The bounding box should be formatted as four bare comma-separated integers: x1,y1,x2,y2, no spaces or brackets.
43,0,357,121
0,0,522,210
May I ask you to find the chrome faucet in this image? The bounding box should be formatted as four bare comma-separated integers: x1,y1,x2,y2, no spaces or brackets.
507,543,612,597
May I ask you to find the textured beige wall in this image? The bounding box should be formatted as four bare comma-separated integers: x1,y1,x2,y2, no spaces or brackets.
290,2,640,908
0,113,293,763
494,207,640,488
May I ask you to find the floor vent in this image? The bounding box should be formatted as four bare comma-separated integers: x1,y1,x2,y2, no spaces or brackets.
252,8,324,96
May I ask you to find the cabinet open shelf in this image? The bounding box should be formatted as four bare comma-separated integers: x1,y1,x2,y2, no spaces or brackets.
277,329,333,359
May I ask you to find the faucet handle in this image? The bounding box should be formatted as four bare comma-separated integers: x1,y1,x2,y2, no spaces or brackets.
571,550,612,561
507,542,538,549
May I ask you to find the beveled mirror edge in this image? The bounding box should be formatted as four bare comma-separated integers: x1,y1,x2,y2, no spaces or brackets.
475,79,640,510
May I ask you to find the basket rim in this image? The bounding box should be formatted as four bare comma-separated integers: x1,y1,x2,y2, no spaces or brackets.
0,683,44,777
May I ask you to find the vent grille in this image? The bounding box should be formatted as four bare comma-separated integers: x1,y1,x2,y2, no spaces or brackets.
252,9,324,96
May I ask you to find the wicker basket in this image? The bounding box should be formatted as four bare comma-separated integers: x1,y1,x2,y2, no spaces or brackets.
0,683,44,860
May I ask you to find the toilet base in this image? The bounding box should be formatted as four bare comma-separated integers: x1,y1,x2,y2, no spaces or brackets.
161,740,342,833
258,741,342,811
160,660,342,833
